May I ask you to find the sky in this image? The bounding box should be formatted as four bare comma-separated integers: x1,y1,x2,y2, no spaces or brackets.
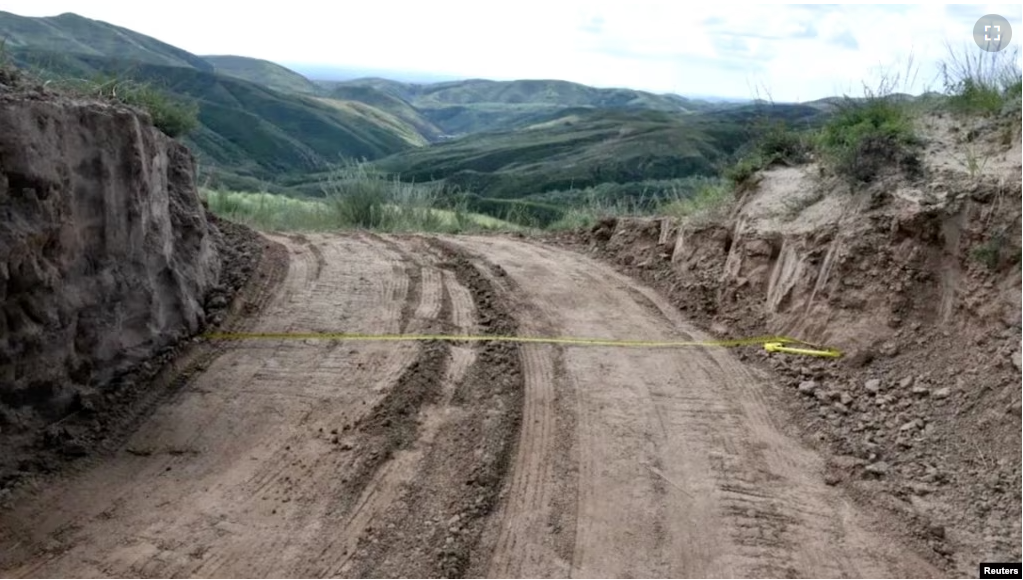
4,2,1022,101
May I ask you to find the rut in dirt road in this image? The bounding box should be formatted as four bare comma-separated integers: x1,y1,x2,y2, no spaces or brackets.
0,233,943,578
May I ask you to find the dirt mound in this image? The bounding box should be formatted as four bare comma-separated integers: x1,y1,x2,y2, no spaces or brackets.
556,117,1022,575
0,88,262,490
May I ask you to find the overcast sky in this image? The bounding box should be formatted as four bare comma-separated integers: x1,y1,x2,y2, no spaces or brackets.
5,2,1022,101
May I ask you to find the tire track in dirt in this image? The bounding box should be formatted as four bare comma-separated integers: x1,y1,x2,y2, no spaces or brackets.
446,235,942,578
0,233,443,578
342,238,525,578
458,250,580,579
308,236,457,576
586,257,914,576
0,232,947,579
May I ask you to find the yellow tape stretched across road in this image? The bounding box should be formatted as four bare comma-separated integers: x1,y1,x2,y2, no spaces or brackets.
203,331,842,358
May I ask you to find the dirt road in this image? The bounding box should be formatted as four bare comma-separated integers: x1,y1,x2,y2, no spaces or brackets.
0,233,941,578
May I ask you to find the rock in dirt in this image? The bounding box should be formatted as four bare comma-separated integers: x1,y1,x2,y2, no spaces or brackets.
798,381,818,395
900,419,922,432
864,379,882,394
865,461,890,477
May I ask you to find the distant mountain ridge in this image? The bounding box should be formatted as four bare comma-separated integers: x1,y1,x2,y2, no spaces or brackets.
327,77,701,112
0,10,431,189
0,11,212,71
0,9,814,205
203,54,320,95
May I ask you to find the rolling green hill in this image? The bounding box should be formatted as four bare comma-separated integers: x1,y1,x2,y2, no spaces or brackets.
326,85,445,141
0,12,426,189
203,55,321,95
0,9,828,216
10,49,422,186
367,104,824,200
0,11,211,70
321,77,718,136
327,77,703,111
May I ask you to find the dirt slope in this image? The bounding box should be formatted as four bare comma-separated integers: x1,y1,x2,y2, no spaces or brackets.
548,112,1022,575
0,82,244,488
0,232,942,578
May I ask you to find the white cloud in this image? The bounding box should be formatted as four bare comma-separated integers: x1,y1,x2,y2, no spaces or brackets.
3,1,1021,100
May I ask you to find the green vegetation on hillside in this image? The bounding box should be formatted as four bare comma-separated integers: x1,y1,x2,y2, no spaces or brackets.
204,163,514,233
54,75,199,137
204,54,321,95
327,85,446,141
369,104,822,199
321,77,724,136
0,12,429,189
14,9,1012,238
0,10,211,70
8,48,422,188
816,95,921,183
941,44,1022,116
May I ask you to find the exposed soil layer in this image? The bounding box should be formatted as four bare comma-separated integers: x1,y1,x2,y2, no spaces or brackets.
0,87,267,494
545,116,1022,576
0,232,946,578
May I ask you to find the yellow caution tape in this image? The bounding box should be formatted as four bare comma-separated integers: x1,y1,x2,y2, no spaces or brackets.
203,332,842,358
763,342,842,358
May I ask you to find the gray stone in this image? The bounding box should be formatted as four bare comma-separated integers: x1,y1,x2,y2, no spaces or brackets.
900,419,922,432
865,461,890,476
798,381,817,395
864,379,882,394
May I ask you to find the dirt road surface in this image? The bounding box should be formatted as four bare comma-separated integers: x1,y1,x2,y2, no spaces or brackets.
0,233,942,578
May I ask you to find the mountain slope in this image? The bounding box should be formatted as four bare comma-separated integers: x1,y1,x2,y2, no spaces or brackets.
372,104,824,200
203,54,320,95
326,85,445,141
0,12,426,188
324,77,718,136
332,77,702,111
0,11,212,71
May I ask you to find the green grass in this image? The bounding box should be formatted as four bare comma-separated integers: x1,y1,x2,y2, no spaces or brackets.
204,163,517,233
658,178,732,219
28,72,200,137
941,43,1022,116
545,194,648,231
815,94,920,183
204,190,337,230
721,116,815,186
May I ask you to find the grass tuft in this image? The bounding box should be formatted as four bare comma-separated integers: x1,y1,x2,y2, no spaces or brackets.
941,43,1022,117
816,94,920,183
205,162,515,233
658,178,732,220
44,74,199,137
